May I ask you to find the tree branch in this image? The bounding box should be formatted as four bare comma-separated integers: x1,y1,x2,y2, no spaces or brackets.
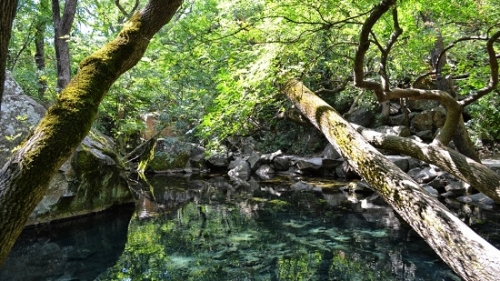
353,0,396,101
460,31,500,106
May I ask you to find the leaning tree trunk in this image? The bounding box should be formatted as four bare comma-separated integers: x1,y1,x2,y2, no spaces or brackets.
0,0,183,266
353,125,500,203
283,79,500,281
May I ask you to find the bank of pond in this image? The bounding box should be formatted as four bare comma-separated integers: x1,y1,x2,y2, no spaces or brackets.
1,174,499,281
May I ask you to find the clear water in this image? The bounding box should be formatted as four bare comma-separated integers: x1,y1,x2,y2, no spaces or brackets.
2,175,499,281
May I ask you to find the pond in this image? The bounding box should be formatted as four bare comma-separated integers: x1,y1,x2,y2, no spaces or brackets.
1,174,499,280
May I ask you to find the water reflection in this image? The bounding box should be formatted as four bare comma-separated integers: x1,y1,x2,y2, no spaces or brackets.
0,205,135,281
97,175,461,280
3,174,499,281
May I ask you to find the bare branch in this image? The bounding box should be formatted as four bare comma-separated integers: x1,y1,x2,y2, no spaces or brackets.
115,0,140,19
387,88,461,145
460,31,500,106
379,8,402,91
353,0,396,101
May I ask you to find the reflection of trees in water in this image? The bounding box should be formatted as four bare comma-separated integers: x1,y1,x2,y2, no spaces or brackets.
99,175,458,281
0,206,135,281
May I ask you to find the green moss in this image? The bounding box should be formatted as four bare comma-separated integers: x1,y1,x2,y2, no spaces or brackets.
268,199,291,211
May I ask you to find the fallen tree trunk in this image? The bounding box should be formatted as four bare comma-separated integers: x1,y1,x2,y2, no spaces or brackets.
353,124,500,203
283,79,500,281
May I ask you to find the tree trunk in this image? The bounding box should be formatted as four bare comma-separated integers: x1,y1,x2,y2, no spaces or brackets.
35,23,48,101
0,0,19,112
353,124,500,202
51,0,77,92
0,0,183,266
283,79,500,281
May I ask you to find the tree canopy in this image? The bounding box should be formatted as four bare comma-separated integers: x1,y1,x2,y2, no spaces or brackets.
1,0,500,279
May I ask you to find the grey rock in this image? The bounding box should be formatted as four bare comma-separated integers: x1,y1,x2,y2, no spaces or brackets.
290,181,314,191
255,164,275,180
321,143,342,159
456,193,496,210
228,158,251,180
1,73,132,225
346,107,376,127
407,167,438,183
386,155,409,172
273,156,291,171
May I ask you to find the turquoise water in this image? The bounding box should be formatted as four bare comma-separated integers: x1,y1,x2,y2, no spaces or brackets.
3,174,497,280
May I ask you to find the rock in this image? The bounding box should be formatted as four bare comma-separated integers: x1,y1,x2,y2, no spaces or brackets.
411,111,434,132
1,74,133,225
407,99,440,111
228,158,251,180
0,72,46,165
273,156,291,171
321,158,344,169
346,107,376,127
240,137,258,155
206,152,232,169
411,108,446,133
386,155,409,172
295,157,323,172
372,125,411,137
407,167,438,183
261,150,282,163
444,181,470,197
422,185,439,197
29,129,133,225
321,143,342,159
247,153,261,171
336,162,360,179
139,137,194,172
456,193,496,210
290,181,314,191
255,164,275,180
407,157,423,170
415,130,434,142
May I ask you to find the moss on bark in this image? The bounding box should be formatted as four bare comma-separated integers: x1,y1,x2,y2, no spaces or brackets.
283,79,500,281
0,0,182,266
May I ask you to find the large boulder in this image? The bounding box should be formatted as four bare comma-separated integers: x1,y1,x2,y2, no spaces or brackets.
0,73,46,164
139,137,204,173
28,129,134,225
1,73,133,225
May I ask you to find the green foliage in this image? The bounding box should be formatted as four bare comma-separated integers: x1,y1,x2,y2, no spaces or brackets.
7,0,500,151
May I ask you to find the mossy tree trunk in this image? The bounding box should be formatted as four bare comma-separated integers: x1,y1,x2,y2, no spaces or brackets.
353,124,500,203
283,80,500,281
0,0,182,266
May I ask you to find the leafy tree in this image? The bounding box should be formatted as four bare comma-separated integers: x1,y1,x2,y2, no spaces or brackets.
0,0,183,265
282,0,500,279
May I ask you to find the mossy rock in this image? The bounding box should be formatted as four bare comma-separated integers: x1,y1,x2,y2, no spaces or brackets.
27,129,133,225
139,137,197,172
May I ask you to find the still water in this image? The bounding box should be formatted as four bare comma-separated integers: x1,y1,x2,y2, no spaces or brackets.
2,174,498,280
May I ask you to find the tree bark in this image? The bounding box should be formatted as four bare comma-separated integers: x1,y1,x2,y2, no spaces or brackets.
0,0,19,112
0,0,183,266
35,22,49,101
283,79,500,281
51,0,77,92
353,124,500,202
